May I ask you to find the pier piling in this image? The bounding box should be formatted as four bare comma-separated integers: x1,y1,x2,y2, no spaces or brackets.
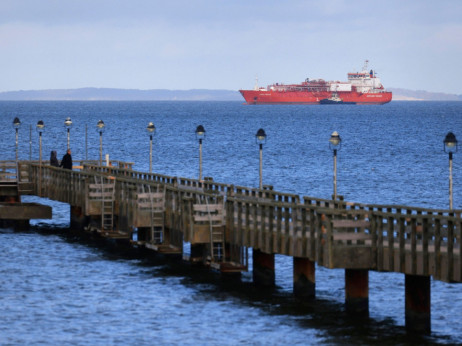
405,274,431,334
345,269,369,316
252,249,275,287
293,257,316,299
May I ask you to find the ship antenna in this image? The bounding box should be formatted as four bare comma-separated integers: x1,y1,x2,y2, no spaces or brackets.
254,75,259,90
363,60,369,71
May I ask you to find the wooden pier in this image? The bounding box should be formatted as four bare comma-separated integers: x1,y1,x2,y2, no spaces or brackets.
1,159,461,333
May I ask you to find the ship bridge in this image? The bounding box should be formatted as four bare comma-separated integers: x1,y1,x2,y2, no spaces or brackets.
347,60,385,93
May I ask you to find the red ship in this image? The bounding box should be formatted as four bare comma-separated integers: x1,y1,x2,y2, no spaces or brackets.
239,61,392,105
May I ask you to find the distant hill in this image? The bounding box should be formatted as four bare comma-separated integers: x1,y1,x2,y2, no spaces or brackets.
0,87,460,101
0,88,242,101
389,88,462,101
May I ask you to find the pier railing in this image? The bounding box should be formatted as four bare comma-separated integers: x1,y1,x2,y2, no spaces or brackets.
15,160,462,283
0,161,18,183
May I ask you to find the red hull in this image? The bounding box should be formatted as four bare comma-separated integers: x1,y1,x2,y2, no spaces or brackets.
239,90,392,105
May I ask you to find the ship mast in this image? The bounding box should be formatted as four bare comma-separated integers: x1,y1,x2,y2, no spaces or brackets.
362,60,369,71
254,75,259,90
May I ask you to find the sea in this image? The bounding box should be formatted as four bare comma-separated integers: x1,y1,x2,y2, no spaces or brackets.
0,100,461,345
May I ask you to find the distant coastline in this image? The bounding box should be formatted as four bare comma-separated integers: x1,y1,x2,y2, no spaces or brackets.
0,88,241,101
0,87,460,101
388,88,462,101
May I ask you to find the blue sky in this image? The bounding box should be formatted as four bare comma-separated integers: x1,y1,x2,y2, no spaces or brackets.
1,0,462,94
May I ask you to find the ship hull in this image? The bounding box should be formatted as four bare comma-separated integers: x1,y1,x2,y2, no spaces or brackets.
239,90,392,105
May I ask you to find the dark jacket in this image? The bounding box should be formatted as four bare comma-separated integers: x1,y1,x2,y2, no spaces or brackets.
60,152,72,170
50,151,59,167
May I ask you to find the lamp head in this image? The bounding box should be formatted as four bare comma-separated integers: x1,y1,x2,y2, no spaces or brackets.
97,120,105,133
255,128,267,145
64,117,73,128
147,122,156,134
36,120,45,134
444,132,458,154
195,125,206,141
13,117,21,129
329,131,341,151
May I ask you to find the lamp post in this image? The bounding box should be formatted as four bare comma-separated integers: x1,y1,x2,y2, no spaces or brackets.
36,120,45,196
195,125,206,180
13,117,21,162
64,117,72,150
444,132,458,210
147,122,156,173
255,128,267,189
329,131,342,200
29,125,32,161
97,120,105,166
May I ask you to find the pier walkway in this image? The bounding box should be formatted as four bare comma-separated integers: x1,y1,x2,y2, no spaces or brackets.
1,159,460,333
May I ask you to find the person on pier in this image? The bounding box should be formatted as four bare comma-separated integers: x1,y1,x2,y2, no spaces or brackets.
50,151,59,167
60,149,72,170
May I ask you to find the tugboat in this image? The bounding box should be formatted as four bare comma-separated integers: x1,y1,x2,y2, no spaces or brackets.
319,92,355,105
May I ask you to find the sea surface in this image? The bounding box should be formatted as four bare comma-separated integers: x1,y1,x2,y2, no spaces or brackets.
0,101,461,345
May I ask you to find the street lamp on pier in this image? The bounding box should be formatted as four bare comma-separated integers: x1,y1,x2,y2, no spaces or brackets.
255,128,267,189
195,125,206,180
13,117,21,162
36,120,45,196
329,131,342,200
64,117,72,150
97,120,105,166
444,132,458,210
147,122,156,173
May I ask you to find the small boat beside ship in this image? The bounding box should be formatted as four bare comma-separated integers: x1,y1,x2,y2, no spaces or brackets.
239,60,392,105
319,92,356,105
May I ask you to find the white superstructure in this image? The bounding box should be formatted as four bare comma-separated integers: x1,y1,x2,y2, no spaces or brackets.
347,60,385,93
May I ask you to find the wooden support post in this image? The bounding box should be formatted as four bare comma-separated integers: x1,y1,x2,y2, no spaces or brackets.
70,205,88,232
252,249,275,287
293,257,315,299
137,227,149,242
190,243,206,263
0,195,22,229
345,269,369,316
405,274,431,334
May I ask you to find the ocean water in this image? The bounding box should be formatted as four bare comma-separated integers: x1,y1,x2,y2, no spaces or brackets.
0,101,461,344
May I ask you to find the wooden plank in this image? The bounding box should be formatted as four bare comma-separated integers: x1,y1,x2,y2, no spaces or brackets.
330,246,373,269
180,185,203,192
447,218,454,282
434,217,442,280
88,192,114,198
137,192,164,199
0,203,52,219
376,216,383,271
332,220,370,228
137,202,164,209
193,204,223,212
410,216,417,275
194,214,223,222
387,213,395,272
399,215,406,272
333,233,372,241
89,184,115,189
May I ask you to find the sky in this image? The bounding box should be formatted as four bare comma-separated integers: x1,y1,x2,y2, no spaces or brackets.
1,0,462,94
